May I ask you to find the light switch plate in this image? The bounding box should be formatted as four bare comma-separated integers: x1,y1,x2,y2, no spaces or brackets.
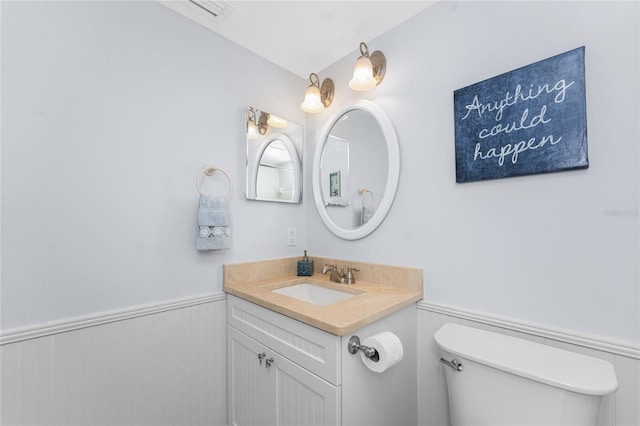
287,227,296,246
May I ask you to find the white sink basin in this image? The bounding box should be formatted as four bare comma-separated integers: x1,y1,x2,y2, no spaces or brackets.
272,283,355,306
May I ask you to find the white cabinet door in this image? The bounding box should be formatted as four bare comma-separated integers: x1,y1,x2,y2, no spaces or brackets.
229,325,340,426
228,326,271,426
270,351,340,426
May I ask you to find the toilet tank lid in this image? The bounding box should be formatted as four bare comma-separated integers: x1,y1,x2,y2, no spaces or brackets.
434,323,618,396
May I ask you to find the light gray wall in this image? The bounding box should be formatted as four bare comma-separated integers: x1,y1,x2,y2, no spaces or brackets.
306,1,639,344
1,3,638,425
0,1,308,330
2,1,638,344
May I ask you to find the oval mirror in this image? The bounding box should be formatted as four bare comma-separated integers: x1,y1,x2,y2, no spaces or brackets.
246,106,303,203
312,100,399,240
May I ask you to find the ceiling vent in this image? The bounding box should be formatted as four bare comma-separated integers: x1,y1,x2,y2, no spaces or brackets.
188,0,232,24
159,0,234,29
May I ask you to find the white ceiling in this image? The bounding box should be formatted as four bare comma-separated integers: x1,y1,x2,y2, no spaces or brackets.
160,1,437,79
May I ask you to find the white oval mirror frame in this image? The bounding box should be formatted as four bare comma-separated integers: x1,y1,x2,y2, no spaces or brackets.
312,100,400,240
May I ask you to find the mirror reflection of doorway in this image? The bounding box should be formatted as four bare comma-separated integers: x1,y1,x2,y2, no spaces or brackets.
321,136,349,206
256,140,295,201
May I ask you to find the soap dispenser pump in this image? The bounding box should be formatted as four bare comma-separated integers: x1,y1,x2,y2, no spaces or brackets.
297,250,314,276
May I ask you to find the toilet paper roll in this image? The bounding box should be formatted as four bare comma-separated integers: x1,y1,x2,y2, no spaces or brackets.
360,331,404,373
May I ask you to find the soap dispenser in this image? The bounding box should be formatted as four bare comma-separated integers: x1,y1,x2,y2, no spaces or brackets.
297,250,314,276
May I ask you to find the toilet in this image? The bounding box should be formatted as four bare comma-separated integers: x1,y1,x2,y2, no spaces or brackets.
434,323,618,426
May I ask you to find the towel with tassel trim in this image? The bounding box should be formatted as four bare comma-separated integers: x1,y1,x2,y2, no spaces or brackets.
197,194,230,251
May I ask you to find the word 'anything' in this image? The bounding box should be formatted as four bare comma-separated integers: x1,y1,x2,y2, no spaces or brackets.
462,79,575,122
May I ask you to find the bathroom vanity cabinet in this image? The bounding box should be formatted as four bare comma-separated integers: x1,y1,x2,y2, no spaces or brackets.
228,324,340,425
227,295,417,426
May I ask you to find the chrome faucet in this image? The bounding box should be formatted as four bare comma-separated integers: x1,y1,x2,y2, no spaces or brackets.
322,264,343,283
322,264,360,284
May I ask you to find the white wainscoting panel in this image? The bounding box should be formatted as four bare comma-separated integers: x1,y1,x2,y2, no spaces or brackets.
418,302,640,426
1,294,228,426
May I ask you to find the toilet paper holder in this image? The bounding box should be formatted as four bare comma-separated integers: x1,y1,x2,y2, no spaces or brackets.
348,335,380,362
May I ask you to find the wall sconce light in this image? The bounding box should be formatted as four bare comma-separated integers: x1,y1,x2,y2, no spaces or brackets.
349,42,386,91
267,114,288,128
301,72,334,113
247,107,269,137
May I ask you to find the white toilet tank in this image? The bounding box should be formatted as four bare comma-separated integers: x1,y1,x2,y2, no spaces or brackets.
434,323,618,426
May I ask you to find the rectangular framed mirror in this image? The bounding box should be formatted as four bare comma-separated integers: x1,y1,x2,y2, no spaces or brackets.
245,106,303,203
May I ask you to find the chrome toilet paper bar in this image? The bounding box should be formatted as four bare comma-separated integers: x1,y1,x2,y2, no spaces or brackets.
348,335,380,362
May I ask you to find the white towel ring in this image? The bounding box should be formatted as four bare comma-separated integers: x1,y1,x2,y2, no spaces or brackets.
197,165,232,197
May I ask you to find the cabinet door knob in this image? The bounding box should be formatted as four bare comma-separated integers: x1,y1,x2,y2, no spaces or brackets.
258,352,266,365
265,357,274,368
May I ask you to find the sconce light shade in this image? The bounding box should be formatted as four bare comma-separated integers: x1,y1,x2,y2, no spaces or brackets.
349,55,377,91
349,42,386,91
301,84,324,113
301,72,334,113
267,114,288,128
247,120,258,138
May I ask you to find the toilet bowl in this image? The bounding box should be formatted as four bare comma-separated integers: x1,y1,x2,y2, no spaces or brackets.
434,323,618,426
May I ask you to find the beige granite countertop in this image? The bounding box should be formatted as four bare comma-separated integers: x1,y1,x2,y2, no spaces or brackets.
223,257,423,336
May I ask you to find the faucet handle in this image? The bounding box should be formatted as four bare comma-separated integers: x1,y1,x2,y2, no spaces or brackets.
345,267,360,284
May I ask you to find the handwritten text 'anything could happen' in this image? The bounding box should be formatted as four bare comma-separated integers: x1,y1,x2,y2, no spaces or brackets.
461,79,575,166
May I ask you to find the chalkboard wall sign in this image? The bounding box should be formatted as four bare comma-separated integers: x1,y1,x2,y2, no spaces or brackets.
454,46,588,183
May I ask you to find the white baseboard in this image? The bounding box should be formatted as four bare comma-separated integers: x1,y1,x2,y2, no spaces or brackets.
1,292,227,345
418,301,640,359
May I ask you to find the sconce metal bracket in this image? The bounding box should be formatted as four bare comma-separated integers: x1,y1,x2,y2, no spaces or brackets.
370,50,386,85
320,78,335,108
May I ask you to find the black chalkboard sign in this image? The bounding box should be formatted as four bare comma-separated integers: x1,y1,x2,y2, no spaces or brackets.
454,47,588,183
